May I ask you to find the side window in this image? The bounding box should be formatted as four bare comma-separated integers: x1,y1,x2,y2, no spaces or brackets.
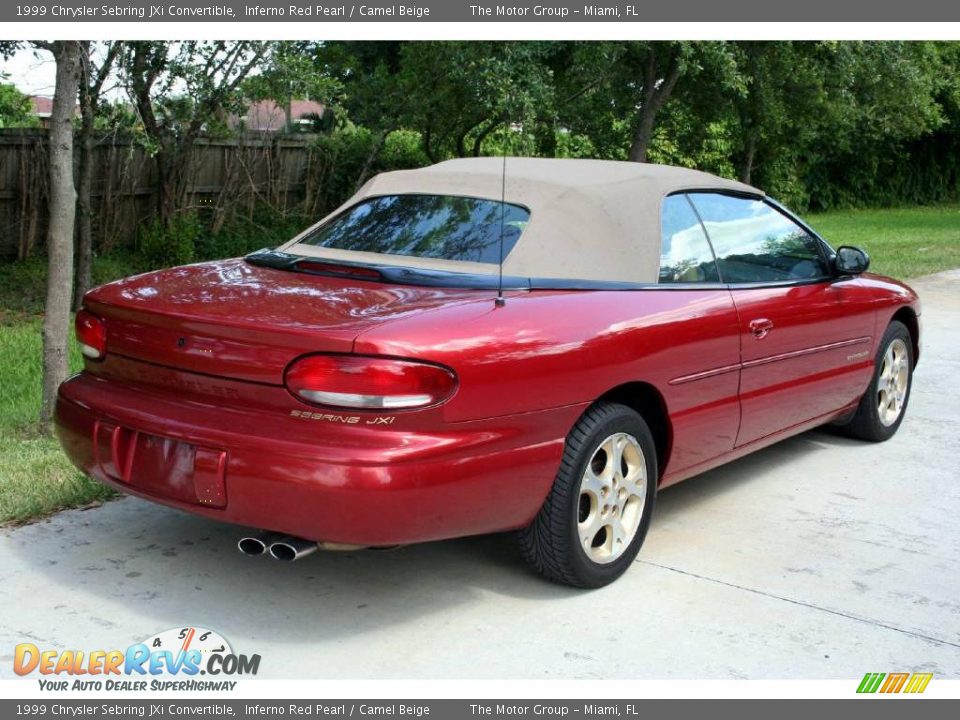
659,194,720,283
687,193,829,284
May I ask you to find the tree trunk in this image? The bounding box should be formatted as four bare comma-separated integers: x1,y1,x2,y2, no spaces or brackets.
40,41,82,429
472,118,501,157
74,126,94,310
628,48,682,163
74,41,119,308
629,110,658,163
355,130,387,192
154,144,179,227
73,49,95,310
740,131,757,185
422,124,439,164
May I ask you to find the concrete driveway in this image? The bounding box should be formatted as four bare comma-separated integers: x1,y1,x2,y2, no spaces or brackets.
2,270,959,680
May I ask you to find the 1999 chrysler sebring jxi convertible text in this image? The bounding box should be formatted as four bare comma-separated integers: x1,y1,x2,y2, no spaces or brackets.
56,159,920,587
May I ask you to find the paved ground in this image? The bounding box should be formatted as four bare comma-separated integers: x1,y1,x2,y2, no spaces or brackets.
2,270,959,680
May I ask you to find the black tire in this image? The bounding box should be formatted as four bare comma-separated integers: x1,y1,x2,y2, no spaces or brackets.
842,320,914,442
519,402,657,588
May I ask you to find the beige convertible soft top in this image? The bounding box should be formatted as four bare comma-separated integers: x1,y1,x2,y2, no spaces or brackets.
281,157,762,284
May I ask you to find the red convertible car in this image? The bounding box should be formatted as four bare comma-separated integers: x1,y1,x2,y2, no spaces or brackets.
56,158,920,587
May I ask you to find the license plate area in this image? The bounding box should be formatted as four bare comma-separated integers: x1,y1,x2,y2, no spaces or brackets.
93,421,227,508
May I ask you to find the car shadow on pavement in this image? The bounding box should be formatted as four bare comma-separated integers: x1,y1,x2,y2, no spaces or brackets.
651,427,861,519
5,427,857,652
5,494,581,653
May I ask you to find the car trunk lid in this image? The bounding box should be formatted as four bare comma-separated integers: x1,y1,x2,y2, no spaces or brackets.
84,258,486,385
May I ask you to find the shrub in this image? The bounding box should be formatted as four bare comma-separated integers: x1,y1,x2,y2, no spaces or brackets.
136,213,201,268
195,205,311,261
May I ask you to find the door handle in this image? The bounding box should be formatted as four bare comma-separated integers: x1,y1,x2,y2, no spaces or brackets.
749,318,774,339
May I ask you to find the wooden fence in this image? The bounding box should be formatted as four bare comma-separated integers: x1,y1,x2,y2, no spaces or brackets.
0,129,339,261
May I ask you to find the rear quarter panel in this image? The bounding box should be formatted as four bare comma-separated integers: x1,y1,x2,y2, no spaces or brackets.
354,288,743,479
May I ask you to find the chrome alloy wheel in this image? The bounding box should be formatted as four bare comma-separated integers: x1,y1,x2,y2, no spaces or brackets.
877,338,910,427
577,432,648,565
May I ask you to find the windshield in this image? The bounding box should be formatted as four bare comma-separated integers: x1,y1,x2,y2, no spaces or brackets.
298,194,530,264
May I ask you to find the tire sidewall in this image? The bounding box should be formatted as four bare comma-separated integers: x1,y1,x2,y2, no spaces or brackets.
564,409,658,588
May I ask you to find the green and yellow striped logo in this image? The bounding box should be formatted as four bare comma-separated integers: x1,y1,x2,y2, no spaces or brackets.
857,672,933,694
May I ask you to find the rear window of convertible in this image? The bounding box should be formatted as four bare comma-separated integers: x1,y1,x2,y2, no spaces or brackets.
299,194,530,264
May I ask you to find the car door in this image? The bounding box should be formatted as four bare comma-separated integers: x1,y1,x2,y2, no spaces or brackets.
686,192,876,448
655,194,742,478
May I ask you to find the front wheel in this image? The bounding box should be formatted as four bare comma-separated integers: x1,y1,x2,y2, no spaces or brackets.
842,320,914,442
519,402,657,588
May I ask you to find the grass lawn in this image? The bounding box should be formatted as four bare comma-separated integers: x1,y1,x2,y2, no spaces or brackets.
808,204,960,280
0,319,115,524
0,203,958,525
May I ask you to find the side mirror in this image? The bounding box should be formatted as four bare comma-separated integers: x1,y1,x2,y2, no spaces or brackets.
835,245,870,276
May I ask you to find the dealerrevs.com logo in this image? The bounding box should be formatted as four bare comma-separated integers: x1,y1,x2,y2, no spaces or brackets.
13,627,260,692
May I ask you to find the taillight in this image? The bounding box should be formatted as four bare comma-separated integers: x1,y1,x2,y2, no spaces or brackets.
285,355,457,410
295,260,383,282
75,309,107,360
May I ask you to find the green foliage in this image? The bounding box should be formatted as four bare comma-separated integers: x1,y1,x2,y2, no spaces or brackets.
91,101,142,133
396,41,558,160
0,252,147,318
241,41,342,133
304,125,430,214
784,41,951,210
311,41,405,133
647,109,738,180
0,256,49,318
557,41,741,160
136,212,200,268
195,206,309,261
552,130,597,159
381,128,431,168
0,82,38,128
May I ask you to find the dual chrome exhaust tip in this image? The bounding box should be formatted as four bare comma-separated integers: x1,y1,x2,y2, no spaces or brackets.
238,533,363,562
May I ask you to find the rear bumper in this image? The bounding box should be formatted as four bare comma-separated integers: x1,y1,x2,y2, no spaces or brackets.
55,372,580,546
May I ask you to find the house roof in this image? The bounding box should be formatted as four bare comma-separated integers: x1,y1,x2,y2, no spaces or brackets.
28,96,53,117
27,96,82,119
283,157,762,284
242,99,325,131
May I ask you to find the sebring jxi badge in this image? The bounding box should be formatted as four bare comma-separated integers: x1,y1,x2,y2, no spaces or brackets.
289,409,396,425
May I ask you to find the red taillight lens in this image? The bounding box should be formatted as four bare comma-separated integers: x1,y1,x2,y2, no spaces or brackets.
75,309,106,361
285,355,457,410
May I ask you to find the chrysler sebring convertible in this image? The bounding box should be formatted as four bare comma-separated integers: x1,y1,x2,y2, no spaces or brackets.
56,158,920,587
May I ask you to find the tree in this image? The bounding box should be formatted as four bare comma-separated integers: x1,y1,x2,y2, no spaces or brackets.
34,41,82,428
311,41,409,187
313,41,557,177
74,41,122,309
121,41,268,226
726,42,825,185
0,43,33,129
315,41,404,131
793,41,946,208
395,42,557,161
558,42,740,163
0,81,38,128
241,41,340,133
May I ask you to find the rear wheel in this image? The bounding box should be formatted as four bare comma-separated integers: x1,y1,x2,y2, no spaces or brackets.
519,402,657,588
842,320,913,442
